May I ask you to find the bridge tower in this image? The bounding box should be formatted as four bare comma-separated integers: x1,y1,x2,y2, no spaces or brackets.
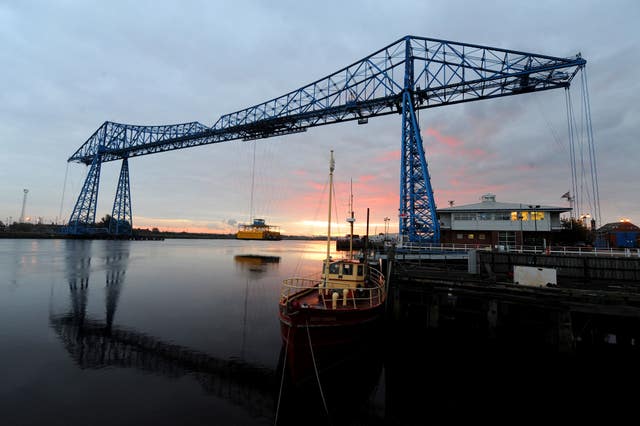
399,38,439,243
109,158,133,235
67,154,102,234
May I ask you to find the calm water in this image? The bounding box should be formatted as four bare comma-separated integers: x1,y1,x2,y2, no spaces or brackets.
2,238,638,425
0,239,340,426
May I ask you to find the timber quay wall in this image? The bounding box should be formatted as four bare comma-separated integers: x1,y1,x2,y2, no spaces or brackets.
477,251,640,284
386,251,640,355
384,253,640,424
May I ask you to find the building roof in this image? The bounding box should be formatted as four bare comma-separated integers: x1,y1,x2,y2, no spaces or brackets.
597,221,640,233
437,193,571,213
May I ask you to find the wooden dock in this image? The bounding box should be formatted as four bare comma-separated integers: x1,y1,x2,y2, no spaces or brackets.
387,249,640,353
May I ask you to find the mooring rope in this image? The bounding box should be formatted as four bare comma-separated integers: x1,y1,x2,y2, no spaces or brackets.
274,326,291,425
306,319,330,421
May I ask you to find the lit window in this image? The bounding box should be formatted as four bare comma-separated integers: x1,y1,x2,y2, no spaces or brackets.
468,234,474,239
512,211,529,221
531,211,545,221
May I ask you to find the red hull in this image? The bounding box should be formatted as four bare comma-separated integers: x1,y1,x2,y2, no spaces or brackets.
279,304,384,384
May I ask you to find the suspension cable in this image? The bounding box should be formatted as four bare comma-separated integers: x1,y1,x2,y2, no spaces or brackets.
581,67,601,226
58,162,70,224
564,88,579,219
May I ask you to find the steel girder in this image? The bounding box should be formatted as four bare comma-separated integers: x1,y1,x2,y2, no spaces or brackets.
66,154,102,234
109,158,132,235
66,35,586,240
68,36,585,165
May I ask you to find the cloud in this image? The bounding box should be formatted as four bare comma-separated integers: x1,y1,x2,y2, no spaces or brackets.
0,1,638,231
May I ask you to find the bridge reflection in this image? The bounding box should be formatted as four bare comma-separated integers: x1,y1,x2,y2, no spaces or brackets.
52,240,278,420
53,242,386,424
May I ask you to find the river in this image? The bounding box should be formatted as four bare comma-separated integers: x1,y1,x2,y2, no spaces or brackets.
1,238,636,425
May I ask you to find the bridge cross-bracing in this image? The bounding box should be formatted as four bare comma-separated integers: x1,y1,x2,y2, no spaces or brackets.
65,35,586,242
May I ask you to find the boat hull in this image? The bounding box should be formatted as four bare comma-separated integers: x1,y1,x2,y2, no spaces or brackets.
279,305,385,384
236,230,281,240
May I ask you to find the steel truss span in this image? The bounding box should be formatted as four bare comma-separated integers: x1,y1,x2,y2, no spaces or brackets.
65,35,586,241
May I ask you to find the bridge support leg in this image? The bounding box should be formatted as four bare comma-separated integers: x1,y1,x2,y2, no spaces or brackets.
109,158,133,235
67,154,102,235
399,42,439,243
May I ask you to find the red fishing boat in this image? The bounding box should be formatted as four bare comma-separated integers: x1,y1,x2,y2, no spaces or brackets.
278,150,388,383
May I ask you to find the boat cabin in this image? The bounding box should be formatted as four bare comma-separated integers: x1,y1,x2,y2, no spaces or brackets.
322,259,365,289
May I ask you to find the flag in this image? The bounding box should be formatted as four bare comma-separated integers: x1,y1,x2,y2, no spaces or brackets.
561,191,570,199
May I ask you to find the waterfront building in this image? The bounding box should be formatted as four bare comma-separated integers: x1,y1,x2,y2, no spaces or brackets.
437,193,571,247
596,220,640,248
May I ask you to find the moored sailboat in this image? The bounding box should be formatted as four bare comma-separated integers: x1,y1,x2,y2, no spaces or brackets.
277,150,387,382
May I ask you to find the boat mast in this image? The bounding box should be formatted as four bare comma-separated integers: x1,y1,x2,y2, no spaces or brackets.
347,179,355,260
325,150,335,286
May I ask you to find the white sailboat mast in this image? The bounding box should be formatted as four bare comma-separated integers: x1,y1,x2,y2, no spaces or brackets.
324,150,335,288
348,179,355,260
326,151,335,263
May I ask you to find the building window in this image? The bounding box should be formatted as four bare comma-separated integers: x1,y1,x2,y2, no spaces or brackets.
512,211,529,221
478,213,493,220
454,213,476,220
495,212,511,220
479,233,486,240
456,233,463,239
468,234,474,239
531,211,544,221
498,231,516,247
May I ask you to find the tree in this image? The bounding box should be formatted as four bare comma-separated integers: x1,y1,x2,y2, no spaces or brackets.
97,214,112,228
557,218,592,245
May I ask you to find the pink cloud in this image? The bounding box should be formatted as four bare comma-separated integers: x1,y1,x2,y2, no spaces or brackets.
424,127,462,148
423,127,491,159
373,149,401,162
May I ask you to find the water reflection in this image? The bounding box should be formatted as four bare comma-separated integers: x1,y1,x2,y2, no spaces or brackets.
51,242,281,421
234,254,281,274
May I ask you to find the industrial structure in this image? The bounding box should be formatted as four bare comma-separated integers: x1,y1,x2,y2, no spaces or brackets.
19,189,29,223
64,36,592,242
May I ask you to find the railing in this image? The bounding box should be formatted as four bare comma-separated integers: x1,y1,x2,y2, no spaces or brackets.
394,242,640,258
396,242,493,253
280,268,386,310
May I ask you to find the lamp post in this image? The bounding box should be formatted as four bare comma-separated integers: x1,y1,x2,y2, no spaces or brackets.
528,204,540,246
384,217,390,241
519,203,524,249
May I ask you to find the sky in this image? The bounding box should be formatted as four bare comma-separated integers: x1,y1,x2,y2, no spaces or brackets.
1,0,639,236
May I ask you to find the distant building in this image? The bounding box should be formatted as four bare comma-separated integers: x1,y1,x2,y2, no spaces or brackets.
437,193,571,247
596,221,639,248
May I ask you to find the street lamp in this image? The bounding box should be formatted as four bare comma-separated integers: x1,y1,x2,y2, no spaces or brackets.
529,204,540,246
384,217,390,241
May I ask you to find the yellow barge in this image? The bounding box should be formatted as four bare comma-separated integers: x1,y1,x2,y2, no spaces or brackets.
236,218,281,240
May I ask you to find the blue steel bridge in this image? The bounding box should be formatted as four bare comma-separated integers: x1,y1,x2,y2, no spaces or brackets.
65,35,586,242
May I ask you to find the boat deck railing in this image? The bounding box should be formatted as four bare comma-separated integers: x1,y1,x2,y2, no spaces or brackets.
280,268,386,310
